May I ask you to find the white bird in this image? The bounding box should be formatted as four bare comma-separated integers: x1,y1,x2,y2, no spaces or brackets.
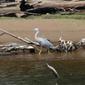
78,38,85,47
34,28,55,55
80,38,85,44
58,35,68,52
58,32,65,43
59,36,65,43
46,63,60,78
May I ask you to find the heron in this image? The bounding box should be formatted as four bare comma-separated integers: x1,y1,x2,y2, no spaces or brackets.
34,28,55,55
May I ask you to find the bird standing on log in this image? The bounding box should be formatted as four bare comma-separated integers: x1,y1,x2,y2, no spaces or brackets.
34,28,55,55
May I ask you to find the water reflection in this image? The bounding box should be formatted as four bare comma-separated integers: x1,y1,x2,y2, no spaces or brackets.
0,49,85,85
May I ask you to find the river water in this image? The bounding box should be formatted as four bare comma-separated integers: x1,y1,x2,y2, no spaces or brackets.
0,49,85,85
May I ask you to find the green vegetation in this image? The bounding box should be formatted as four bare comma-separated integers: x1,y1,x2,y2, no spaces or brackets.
26,13,85,20
41,13,85,19
0,13,85,20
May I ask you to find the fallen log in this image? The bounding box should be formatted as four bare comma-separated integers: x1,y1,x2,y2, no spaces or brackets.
16,12,39,18
0,2,18,8
33,1,85,9
2,12,17,17
0,43,35,55
29,1,85,12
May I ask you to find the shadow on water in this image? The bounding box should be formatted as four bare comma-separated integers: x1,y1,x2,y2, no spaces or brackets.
0,49,85,85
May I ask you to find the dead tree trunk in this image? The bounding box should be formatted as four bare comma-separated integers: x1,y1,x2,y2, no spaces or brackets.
31,1,85,12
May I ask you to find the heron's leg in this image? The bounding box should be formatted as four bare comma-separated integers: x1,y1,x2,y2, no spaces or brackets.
47,49,51,54
39,46,42,55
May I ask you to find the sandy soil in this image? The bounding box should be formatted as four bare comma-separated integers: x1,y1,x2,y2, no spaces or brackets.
0,19,85,44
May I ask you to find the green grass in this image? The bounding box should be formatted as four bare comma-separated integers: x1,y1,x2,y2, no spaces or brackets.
41,13,85,19
26,13,85,20
0,13,85,20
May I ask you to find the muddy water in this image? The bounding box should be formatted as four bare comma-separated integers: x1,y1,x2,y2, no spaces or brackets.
0,49,85,85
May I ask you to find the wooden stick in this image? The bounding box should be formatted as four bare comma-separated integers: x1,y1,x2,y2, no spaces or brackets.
25,37,39,45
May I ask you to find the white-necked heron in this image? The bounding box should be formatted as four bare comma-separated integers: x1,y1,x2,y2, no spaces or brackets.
34,28,55,55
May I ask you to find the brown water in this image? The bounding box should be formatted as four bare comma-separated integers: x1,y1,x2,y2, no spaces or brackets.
0,49,85,85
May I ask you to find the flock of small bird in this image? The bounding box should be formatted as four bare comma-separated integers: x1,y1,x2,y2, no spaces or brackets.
34,28,85,54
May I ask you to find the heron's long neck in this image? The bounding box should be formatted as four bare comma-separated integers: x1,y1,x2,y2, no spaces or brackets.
35,31,39,40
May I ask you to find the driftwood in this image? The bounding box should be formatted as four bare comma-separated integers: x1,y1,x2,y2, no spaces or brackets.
0,43,35,55
35,1,85,8
16,12,38,18
0,12,17,17
27,1,85,13
0,2,18,8
32,1,85,9
0,12,36,18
